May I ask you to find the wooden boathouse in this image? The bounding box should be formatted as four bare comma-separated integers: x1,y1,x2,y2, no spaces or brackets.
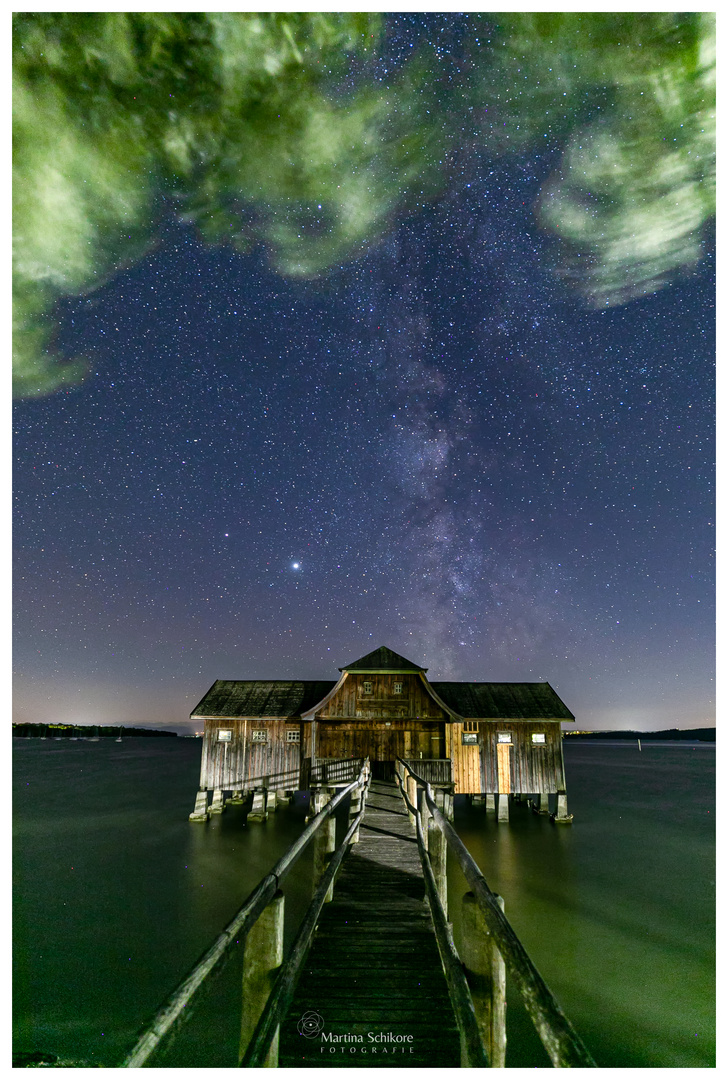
188,646,575,823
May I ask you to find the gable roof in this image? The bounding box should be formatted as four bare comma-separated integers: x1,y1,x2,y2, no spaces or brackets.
431,682,574,720
339,645,426,673
191,680,336,719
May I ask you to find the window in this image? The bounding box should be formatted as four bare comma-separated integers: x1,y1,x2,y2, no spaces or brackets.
363,681,373,694
217,729,232,742
532,732,546,744
393,682,403,695
286,729,300,743
461,732,478,745
463,721,479,732
251,730,267,743
497,731,512,744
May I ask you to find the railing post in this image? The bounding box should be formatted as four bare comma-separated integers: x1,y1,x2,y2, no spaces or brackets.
239,890,284,1068
427,818,447,920
418,786,431,852
460,891,507,1067
406,774,417,825
312,787,336,902
348,784,362,844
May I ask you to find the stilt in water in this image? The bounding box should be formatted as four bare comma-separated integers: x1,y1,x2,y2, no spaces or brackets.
189,789,209,821
553,790,573,823
497,794,509,822
209,788,225,815
248,789,268,822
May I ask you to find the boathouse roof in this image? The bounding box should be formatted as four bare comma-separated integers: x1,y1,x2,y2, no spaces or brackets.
191,676,574,721
431,682,575,720
191,680,336,719
339,645,426,673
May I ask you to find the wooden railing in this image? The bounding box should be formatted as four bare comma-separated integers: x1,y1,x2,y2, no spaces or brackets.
121,759,371,1068
401,757,453,785
395,758,596,1069
309,756,365,785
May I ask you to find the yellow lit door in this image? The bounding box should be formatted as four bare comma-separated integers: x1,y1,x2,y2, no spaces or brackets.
497,743,512,793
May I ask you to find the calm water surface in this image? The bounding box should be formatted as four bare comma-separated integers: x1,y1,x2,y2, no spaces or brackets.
13,738,714,1067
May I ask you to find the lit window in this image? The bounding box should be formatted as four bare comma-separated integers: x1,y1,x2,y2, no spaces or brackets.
497,732,512,744
218,729,232,742
252,730,267,743
363,681,373,694
532,733,546,744
462,732,478,745
393,682,403,695
286,729,300,743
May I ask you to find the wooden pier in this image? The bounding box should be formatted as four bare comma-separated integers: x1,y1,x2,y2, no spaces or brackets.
123,759,595,1069
278,779,460,1067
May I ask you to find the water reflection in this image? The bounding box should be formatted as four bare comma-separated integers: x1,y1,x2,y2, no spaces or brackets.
13,12,714,395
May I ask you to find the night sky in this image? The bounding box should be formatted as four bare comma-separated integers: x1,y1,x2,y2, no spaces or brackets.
13,14,715,733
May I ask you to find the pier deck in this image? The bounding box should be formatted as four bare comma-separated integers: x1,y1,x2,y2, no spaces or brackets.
278,780,460,1067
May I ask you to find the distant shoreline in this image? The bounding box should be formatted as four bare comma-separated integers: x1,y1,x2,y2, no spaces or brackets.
12,723,177,739
563,727,715,742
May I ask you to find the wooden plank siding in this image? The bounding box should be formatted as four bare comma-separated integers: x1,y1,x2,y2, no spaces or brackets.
316,719,446,763
314,671,449,768
316,672,447,721
199,719,303,792
452,721,565,794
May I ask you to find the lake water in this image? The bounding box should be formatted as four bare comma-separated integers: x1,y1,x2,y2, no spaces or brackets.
13,738,714,1068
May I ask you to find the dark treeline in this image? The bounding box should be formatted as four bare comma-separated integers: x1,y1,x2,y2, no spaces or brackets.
564,728,715,742
13,723,177,738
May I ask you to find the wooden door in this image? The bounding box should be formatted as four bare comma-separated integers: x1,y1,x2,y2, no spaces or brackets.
496,743,512,793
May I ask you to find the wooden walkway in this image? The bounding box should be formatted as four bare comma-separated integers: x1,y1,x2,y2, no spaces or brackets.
278,780,461,1067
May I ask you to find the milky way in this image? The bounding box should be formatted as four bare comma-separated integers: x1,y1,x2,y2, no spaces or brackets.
13,14,714,732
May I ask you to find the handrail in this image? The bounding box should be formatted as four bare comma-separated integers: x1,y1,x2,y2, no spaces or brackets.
394,768,489,1068
241,808,366,1066
122,761,370,1068
396,758,596,1069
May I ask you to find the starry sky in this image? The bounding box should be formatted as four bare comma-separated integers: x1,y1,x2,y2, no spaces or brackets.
13,14,715,733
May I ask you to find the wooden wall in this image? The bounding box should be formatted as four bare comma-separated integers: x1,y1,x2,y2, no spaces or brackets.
315,719,445,762
317,673,446,720
200,719,303,791
452,721,565,794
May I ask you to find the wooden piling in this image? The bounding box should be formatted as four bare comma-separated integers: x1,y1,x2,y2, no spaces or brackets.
312,787,335,901
239,890,284,1068
460,891,507,1067
427,818,447,920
